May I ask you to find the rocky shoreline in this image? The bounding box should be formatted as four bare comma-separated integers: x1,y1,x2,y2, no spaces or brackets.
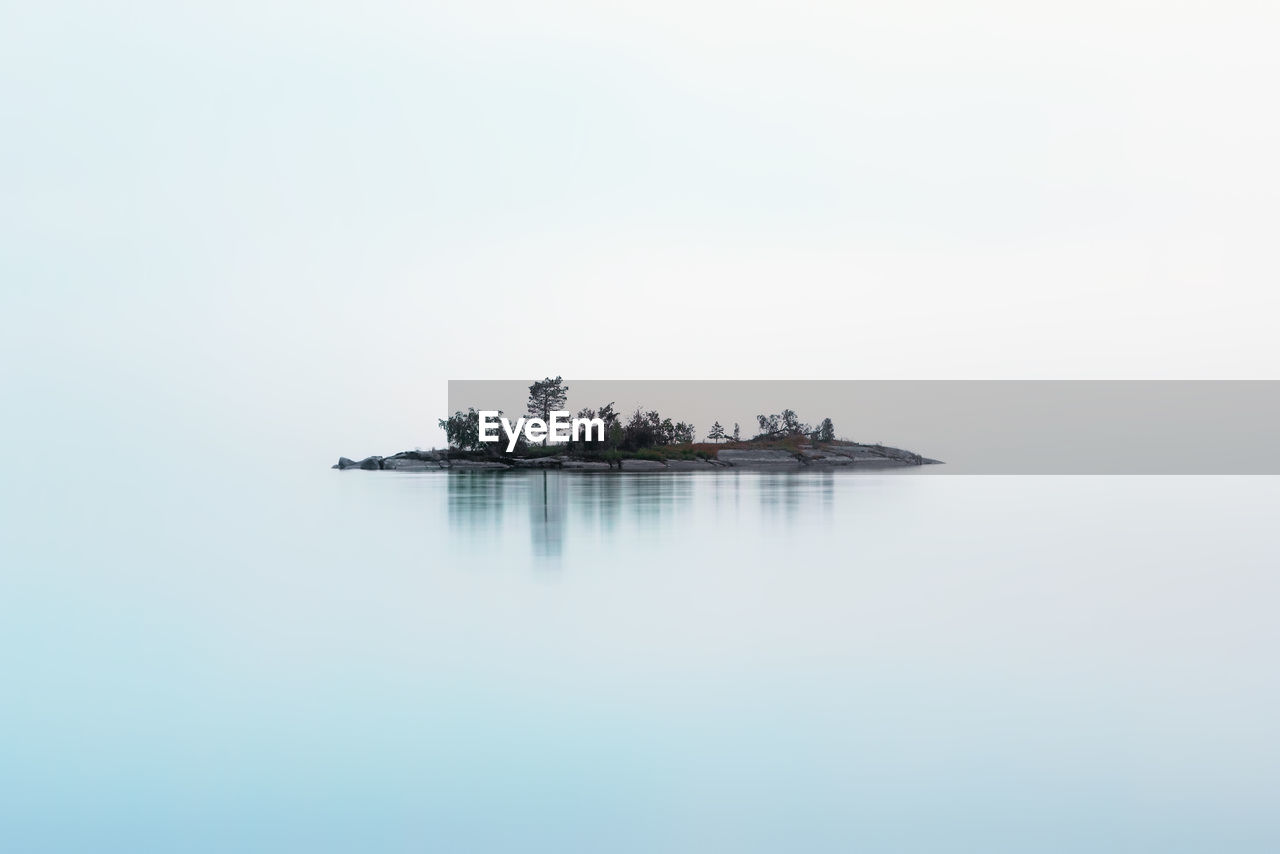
333,444,941,472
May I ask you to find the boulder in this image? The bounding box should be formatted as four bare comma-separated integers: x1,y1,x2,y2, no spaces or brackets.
448,460,511,470
561,460,611,470
334,456,384,470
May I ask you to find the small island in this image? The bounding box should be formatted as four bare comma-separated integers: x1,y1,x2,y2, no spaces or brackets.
335,377,940,472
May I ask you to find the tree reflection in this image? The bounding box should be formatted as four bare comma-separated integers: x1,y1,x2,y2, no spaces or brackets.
528,470,566,560
446,471,507,538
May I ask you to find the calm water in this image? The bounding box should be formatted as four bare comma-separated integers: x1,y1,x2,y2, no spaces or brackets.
3,468,1279,852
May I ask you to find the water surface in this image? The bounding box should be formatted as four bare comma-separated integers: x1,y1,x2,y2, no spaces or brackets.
3,469,1278,852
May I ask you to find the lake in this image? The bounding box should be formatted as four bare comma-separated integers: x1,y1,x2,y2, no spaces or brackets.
3,468,1278,852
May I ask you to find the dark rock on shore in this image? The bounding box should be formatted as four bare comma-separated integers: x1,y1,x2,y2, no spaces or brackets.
509,457,561,468
334,455,386,470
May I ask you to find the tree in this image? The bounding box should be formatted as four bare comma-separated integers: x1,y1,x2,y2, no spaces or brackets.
780,409,809,436
732,423,740,442
526,376,568,445
595,402,621,450
569,402,621,452
707,421,726,443
596,401,619,434
660,418,676,445
673,421,696,444
817,417,835,442
757,413,781,437
570,406,595,454
622,407,662,450
756,410,811,439
438,408,482,451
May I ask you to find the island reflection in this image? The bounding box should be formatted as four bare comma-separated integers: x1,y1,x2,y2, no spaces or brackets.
446,470,837,562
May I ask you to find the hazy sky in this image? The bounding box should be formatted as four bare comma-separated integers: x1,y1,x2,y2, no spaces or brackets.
4,2,1278,460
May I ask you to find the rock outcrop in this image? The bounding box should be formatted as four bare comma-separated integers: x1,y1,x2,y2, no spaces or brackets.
663,458,719,471
717,449,803,467
382,457,444,471
619,459,667,471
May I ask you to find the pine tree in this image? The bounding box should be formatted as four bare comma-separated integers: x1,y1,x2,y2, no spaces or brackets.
708,421,726,443
526,376,568,445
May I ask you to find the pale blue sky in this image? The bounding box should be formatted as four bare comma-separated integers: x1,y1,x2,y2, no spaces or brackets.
4,2,1278,458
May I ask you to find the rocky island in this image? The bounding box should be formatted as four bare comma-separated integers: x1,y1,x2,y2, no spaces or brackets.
337,377,941,472
333,442,941,472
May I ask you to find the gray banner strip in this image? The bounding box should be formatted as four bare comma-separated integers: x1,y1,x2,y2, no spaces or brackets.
447,380,1280,474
